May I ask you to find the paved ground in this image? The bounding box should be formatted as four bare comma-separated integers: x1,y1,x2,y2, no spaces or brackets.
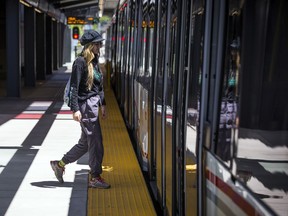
0,64,89,216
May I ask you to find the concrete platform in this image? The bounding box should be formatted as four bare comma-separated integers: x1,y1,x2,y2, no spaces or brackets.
0,64,89,216
0,63,156,216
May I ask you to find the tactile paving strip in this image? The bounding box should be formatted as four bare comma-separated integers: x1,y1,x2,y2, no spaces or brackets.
87,89,156,216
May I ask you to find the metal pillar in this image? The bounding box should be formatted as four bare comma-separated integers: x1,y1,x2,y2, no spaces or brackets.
63,26,72,64
6,0,20,97
36,12,46,80
46,16,53,75
24,6,36,87
53,20,59,70
59,23,63,67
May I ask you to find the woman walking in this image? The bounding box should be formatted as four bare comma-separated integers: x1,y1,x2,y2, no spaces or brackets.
50,30,110,189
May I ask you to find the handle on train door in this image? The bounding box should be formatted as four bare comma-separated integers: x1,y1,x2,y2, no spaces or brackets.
203,121,211,149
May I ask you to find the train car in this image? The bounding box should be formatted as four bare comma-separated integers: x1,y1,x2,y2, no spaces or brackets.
108,0,288,215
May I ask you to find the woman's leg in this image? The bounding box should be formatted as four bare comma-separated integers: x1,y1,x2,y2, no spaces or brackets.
82,118,110,189
61,128,88,164
88,118,103,178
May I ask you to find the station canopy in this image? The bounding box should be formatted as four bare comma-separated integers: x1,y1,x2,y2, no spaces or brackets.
21,0,118,24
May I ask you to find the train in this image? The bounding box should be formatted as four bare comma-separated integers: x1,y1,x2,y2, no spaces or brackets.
105,0,288,215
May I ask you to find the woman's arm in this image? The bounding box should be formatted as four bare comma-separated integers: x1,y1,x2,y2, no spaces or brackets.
70,57,85,113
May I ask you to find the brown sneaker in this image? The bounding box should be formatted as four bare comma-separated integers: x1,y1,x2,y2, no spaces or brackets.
89,176,110,189
50,161,65,183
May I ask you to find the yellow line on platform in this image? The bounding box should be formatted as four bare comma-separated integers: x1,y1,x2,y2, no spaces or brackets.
87,89,156,216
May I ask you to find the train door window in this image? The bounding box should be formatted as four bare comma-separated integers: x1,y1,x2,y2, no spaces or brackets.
164,1,178,215
145,0,155,77
215,0,288,215
116,11,123,67
169,1,177,71
165,0,177,113
129,1,136,73
157,0,167,79
120,4,128,74
125,4,131,75
184,1,205,215
215,1,240,164
138,0,148,79
111,15,119,74
116,19,120,61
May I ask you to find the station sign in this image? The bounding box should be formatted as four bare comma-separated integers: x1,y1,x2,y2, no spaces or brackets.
67,16,99,25
67,16,88,25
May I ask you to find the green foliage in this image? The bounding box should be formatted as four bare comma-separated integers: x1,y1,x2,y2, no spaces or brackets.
100,16,111,22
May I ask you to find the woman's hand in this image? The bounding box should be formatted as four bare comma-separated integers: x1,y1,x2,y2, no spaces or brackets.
101,106,107,119
73,110,82,122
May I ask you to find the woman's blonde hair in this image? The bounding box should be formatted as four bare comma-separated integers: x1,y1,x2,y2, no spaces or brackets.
82,43,96,90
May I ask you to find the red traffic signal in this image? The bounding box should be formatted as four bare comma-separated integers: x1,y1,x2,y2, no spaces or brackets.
72,27,79,39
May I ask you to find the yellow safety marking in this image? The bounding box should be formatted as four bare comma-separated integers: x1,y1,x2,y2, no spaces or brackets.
87,88,156,216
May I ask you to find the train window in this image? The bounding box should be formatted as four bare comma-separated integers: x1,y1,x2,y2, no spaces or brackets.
116,20,120,63
167,1,177,106
139,29,147,77
116,11,124,70
164,1,177,214
215,0,288,214
215,2,240,163
145,0,155,77
168,2,177,79
120,5,128,75
185,1,205,215
137,1,148,79
129,0,135,76
157,0,170,79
